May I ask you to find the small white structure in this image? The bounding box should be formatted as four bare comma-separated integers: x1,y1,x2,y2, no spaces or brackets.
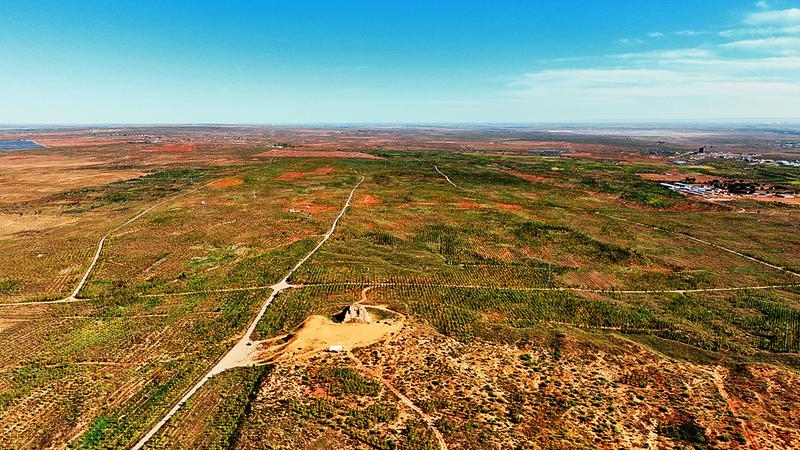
326,345,344,352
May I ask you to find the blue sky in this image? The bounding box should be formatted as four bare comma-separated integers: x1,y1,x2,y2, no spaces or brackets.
1,0,799,123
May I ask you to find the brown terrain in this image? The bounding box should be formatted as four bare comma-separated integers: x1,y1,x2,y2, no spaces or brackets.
0,125,798,449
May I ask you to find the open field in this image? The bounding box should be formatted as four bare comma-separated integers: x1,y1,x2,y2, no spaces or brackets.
0,126,798,449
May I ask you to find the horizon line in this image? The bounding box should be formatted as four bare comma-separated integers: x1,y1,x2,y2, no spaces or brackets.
3,119,800,129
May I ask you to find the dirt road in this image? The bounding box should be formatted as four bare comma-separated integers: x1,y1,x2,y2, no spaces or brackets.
433,164,459,188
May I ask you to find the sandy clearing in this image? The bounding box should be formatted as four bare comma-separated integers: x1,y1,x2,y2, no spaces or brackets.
287,200,334,214
253,311,404,364
257,149,384,159
0,167,147,205
457,200,483,210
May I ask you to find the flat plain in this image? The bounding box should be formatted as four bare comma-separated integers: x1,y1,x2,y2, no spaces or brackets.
0,125,798,449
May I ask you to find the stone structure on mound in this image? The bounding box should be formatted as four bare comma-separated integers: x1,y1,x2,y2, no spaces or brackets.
336,304,372,324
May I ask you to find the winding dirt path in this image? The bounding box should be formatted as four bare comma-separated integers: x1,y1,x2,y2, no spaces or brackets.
64,179,216,301
596,212,800,279
131,175,364,450
433,164,459,188
349,352,448,450
707,367,763,450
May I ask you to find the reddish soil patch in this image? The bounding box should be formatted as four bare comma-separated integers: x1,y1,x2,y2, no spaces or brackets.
257,149,384,160
495,203,523,211
288,201,334,214
210,177,244,188
458,200,483,210
276,172,306,181
310,387,328,399
359,194,380,207
741,195,800,206
482,311,507,321
503,170,546,183
276,167,335,181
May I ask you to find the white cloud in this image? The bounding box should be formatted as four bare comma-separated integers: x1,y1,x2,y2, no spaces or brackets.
647,32,665,38
756,1,770,10
719,25,800,37
745,8,800,25
503,5,800,120
617,37,645,45
720,36,800,54
675,30,709,36
615,48,716,60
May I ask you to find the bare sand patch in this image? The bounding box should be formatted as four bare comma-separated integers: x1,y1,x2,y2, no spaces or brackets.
287,200,334,214
0,157,146,205
253,311,403,364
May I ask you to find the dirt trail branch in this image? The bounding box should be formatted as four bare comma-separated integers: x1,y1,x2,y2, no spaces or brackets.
597,212,800,279
433,164,459,188
64,179,216,301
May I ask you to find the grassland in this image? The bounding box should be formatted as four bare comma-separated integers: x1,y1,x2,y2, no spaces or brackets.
0,130,798,449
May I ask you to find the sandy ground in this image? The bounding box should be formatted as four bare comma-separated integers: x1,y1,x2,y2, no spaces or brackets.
254,312,403,364
0,154,146,204
0,213,79,238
